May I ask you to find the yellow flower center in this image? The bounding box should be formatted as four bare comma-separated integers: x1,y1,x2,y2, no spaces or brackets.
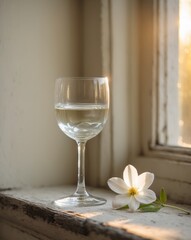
128,187,138,196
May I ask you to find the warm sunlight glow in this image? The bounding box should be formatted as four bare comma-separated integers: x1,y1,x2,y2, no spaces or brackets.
106,221,181,240
178,0,191,147
82,212,103,218
65,211,103,219
179,0,191,44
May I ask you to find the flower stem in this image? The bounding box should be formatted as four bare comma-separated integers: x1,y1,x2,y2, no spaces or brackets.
162,203,190,215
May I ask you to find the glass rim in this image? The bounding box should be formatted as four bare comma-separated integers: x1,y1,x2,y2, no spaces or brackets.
56,76,108,81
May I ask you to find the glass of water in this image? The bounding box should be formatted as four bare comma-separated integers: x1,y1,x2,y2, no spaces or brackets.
54,77,109,207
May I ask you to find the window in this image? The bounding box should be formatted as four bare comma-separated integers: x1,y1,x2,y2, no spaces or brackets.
137,0,191,204
155,0,191,150
178,0,191,147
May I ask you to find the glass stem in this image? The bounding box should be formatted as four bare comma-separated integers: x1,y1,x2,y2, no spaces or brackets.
75,141,88,197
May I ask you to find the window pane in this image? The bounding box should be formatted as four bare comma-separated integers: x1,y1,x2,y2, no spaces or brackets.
157,0,191,149
179,0,191,147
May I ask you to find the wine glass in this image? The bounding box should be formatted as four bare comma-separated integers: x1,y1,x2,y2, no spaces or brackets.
54,77,109,207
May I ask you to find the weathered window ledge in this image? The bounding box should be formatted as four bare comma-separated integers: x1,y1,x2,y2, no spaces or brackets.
0,186,190,240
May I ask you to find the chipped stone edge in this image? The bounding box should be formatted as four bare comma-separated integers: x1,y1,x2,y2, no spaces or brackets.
0,193,149,240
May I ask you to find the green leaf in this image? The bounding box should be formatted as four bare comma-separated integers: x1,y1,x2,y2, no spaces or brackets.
139,204,162,212
116,205,129,210
160,188,167,204
155,198,162,204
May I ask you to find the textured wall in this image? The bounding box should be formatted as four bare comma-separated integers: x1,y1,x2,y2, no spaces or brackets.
0,0,82,188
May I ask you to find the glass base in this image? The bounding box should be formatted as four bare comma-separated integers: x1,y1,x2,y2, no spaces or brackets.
53,192,106,207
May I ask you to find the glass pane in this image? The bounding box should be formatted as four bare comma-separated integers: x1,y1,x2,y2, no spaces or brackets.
179,0,191,147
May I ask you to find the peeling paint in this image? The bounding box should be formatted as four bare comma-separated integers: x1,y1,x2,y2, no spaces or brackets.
0,187,191,240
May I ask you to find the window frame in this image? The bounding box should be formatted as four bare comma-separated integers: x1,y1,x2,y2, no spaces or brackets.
152,0,191,160
135,0,191,204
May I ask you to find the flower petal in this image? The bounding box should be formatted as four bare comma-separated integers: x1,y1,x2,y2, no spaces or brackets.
138,172,154,190
128,196,140,211
112,194,130,209
135,189,156,204
123,165,138,187
107,177,128,194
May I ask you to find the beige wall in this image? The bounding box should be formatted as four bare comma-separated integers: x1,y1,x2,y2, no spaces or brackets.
0,0,138,189
0,0,84,188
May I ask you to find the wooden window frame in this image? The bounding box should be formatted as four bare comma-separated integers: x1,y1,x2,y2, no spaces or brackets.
134,0,191,204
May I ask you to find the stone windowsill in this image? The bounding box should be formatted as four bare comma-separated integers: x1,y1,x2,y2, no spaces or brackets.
0,186,191,240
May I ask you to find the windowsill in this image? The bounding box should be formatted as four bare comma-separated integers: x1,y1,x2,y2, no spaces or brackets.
0,186,190,240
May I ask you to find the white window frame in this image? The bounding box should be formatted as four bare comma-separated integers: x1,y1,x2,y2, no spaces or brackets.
134,0,191,204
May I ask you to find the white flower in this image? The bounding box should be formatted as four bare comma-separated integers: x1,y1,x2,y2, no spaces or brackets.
107,165,156,211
